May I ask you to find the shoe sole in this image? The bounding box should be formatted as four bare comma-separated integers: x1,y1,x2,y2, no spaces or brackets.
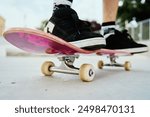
70,37,106,48
115,47,149,54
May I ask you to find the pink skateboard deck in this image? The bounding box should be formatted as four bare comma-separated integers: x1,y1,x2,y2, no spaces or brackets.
3,28,130,56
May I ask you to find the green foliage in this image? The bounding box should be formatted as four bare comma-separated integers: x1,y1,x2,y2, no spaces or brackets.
117,0,150,28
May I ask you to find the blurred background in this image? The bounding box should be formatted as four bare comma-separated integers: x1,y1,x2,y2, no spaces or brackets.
117,0,150,41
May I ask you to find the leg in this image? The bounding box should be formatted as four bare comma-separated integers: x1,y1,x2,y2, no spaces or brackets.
103,0,118,23
102,0,118,33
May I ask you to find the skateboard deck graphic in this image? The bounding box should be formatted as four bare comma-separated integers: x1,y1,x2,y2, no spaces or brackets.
3,28,131,82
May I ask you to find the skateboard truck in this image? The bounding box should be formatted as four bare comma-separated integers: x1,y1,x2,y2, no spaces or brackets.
98,55,131,71
41,55,95,82
51,55,79,75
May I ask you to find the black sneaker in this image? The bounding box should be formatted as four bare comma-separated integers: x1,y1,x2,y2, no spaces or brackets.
104,28,149,54
44,7,105,50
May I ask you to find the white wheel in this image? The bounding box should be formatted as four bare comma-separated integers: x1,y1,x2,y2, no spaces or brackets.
124,61,131,71
98,60,104,69
41,61,55,76
79,64,95,82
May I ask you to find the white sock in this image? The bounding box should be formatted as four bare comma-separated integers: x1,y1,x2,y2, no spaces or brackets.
53,0,73,10
102,21,116,38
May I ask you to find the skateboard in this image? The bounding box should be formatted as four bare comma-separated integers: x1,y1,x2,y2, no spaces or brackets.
3,28,131,82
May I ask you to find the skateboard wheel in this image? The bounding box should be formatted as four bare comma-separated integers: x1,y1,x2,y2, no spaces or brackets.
124,61,131,71
41,61,55,76
79,64,95,82
98,60,104,69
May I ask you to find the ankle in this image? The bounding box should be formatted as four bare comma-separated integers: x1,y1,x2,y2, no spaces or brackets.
53,4,71,11
102,21,116,37
53,0,73,11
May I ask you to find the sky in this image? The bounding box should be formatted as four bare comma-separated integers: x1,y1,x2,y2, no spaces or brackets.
0,0,103,30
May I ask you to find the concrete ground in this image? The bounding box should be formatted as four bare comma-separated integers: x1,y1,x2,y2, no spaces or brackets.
0,54,150,100
0,39,150,100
